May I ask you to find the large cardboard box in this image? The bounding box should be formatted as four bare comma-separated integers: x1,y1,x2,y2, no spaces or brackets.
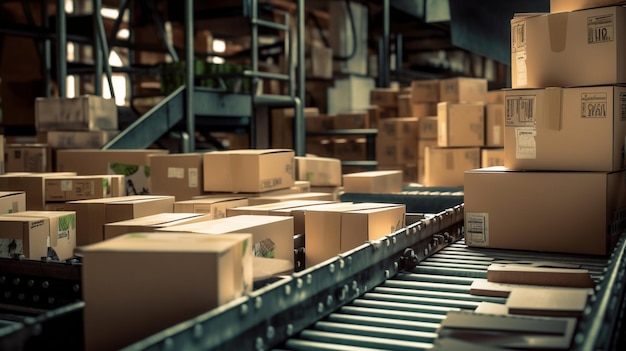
38,130,119,149
173,197,249,218
411,79,440,103
511,7,626,88
5,211,76,260
203,149,295,193
464,167,626,255
424,147,480,186
103,213,210,240
485,104,505,147
376,138,419,166
81,233,252,351
0,215,49,259
437,102,485,147
418,116,438,139
335,111,370,129
45,175,125,202
0,191,25,214
439,77,487,103
157,215,295,264
35,95,118,131
481,148,505,168
504,86,626,171
305,202,406,266
0,172,77,210
342,170,403,193
295,156,342,186
550,0,626,13
378,118,419,139
65,195,175,246
248,192,336,206
150,153,204,201
5,144,51,172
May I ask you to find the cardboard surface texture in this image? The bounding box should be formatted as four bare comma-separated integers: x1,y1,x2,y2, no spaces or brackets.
439,77,487,103
342,170,403,193
173,197,249,218
5,144,51,172
149,153,204,200
437,102,485,147
103,213,210,240
248,192,335,206
424,147,480,187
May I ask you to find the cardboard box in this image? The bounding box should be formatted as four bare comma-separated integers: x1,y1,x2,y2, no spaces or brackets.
0,215,49,259
418,116,438,139
378,164,418,184
334,111,370,129
411,102,438,118
333,137,368,161
226,200,334,217
5,211,76,260
271,107,319,149
418,139,438,160
411,79,440,103
0,191,25,214
157,215,295,263
104,213,210,240
370,88,399,108
481,148,505,168
397,94,412,117
35,95,118,131
203,149,295,193
464,167,626,255
376,138,419,166
506,287,589,317
424,147,480,186
437,102,485,147
306,115,335,132
486,90,505,104
248,192,336,206
505,86,626,171
439,77,487,103
0,172,77,210
173,197,249,218
149,153,204,201
305,202,406,266
487,264,595,288
295,156,342,186
485,104,504,147
378,118,419,139
5,144,51,172
550,0,626,12
269,202,353,236
38,130,119,149
45,175,125,202
81,233,252,351
342,170,403,193
306,137,334,158
511,7,626,88
65,195,175,246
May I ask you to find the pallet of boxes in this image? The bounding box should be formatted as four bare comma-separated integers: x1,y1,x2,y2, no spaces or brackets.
465,2,626,256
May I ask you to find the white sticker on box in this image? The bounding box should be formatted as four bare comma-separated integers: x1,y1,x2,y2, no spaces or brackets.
60,180,73,191
493,125,502,146
515,51,527,87
620,93,626,121
0,239,23,258
505,95,536,127
516,127,537,159
167,167,185,179
581,92,607,118
466,212,488,246
587,14,614,44
512,21,526,52
188,168,198,188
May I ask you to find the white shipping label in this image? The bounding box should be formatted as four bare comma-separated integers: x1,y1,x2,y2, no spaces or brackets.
60,180,73,191
505,95,536,127
587,14,614,44
516,127,537,159
167,167,185,179
0,239,23,258
619,93,626,121
466,212,489,246
581,92,607,118
515,51,527,87
512,21,526,51
188,168,198,188
493,126,502,146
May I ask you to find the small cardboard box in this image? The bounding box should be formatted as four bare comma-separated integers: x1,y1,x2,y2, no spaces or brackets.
45,175,125,202
418,116,438,139
550,0,626,12
157,215,295,264
104,213,210,240
295,156,342,186
481,148,505,168
424,147,480,187
370,88,399,108
335,112,370,129
38,130,119,149
173,197,249,218
149,153,204,201
511,7,626,88
505,86,626,171
226,200,334,217
375,138,419,166
0,191,26,214
5,211,77,260
305,202,406,266
36,95,117,131
5,144,52,172
464,167,626,255
437,102,485,147
248,192,336,206
81,232,252,351
0,172,77,210
0,215,49,259
411,79,439,103
203,149,295,193
439,77,487,103
485,104,504,147
342,170,403,193
377,118,419,139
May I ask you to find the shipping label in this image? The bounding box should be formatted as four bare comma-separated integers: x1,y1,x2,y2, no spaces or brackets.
620,93,626,121
516,127,537,159
188,168,198,188
581,92,608,118
167,167,185,179
588,14,614,44
506,95,536,127
60,180,73,191
512,21,526,52
515,51,527,86
466,212,488,246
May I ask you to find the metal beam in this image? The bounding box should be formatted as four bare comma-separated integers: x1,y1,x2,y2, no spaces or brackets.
185,0,195,151
56,0,67,97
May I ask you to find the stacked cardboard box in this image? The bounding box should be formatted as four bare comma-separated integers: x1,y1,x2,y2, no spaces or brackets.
0,172,77,210
375,118,419,183
5,143,52,172
464,5,626,255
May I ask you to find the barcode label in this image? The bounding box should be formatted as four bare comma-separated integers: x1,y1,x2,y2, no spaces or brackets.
619,93,626,121
588,14,614,44
512,22,526,51
581,92,607,118
505,95,536,126
466,212,488,246
516,127,537,159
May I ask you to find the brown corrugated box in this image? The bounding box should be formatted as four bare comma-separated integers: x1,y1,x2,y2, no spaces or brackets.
485,104,504,147
0,215,49,259
271,107,319,149
481,148,505,168
333,137,367,161
439,77,487,103
411,103,437,118
38,130,119,149
173,197,249,218
342,170,403,193
411,79,439,103
306,115,335,132
335,111,370,129
35,95,117,131
376,138,418,166
5,144,52,172
377,118,419,139
0,172,77,210
550,0,626,12
149,153,204,201
418,139,438,160
294,156,342,186
418,116,438,139
269,202,353,236
0,191,25,214
437,102,485,147
226,200,334,217
4,210,76,260
486,90,505,104
424,147,480,187
370,88,399,108
45,175,125,202
104,213,210,240
56,149,168,175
